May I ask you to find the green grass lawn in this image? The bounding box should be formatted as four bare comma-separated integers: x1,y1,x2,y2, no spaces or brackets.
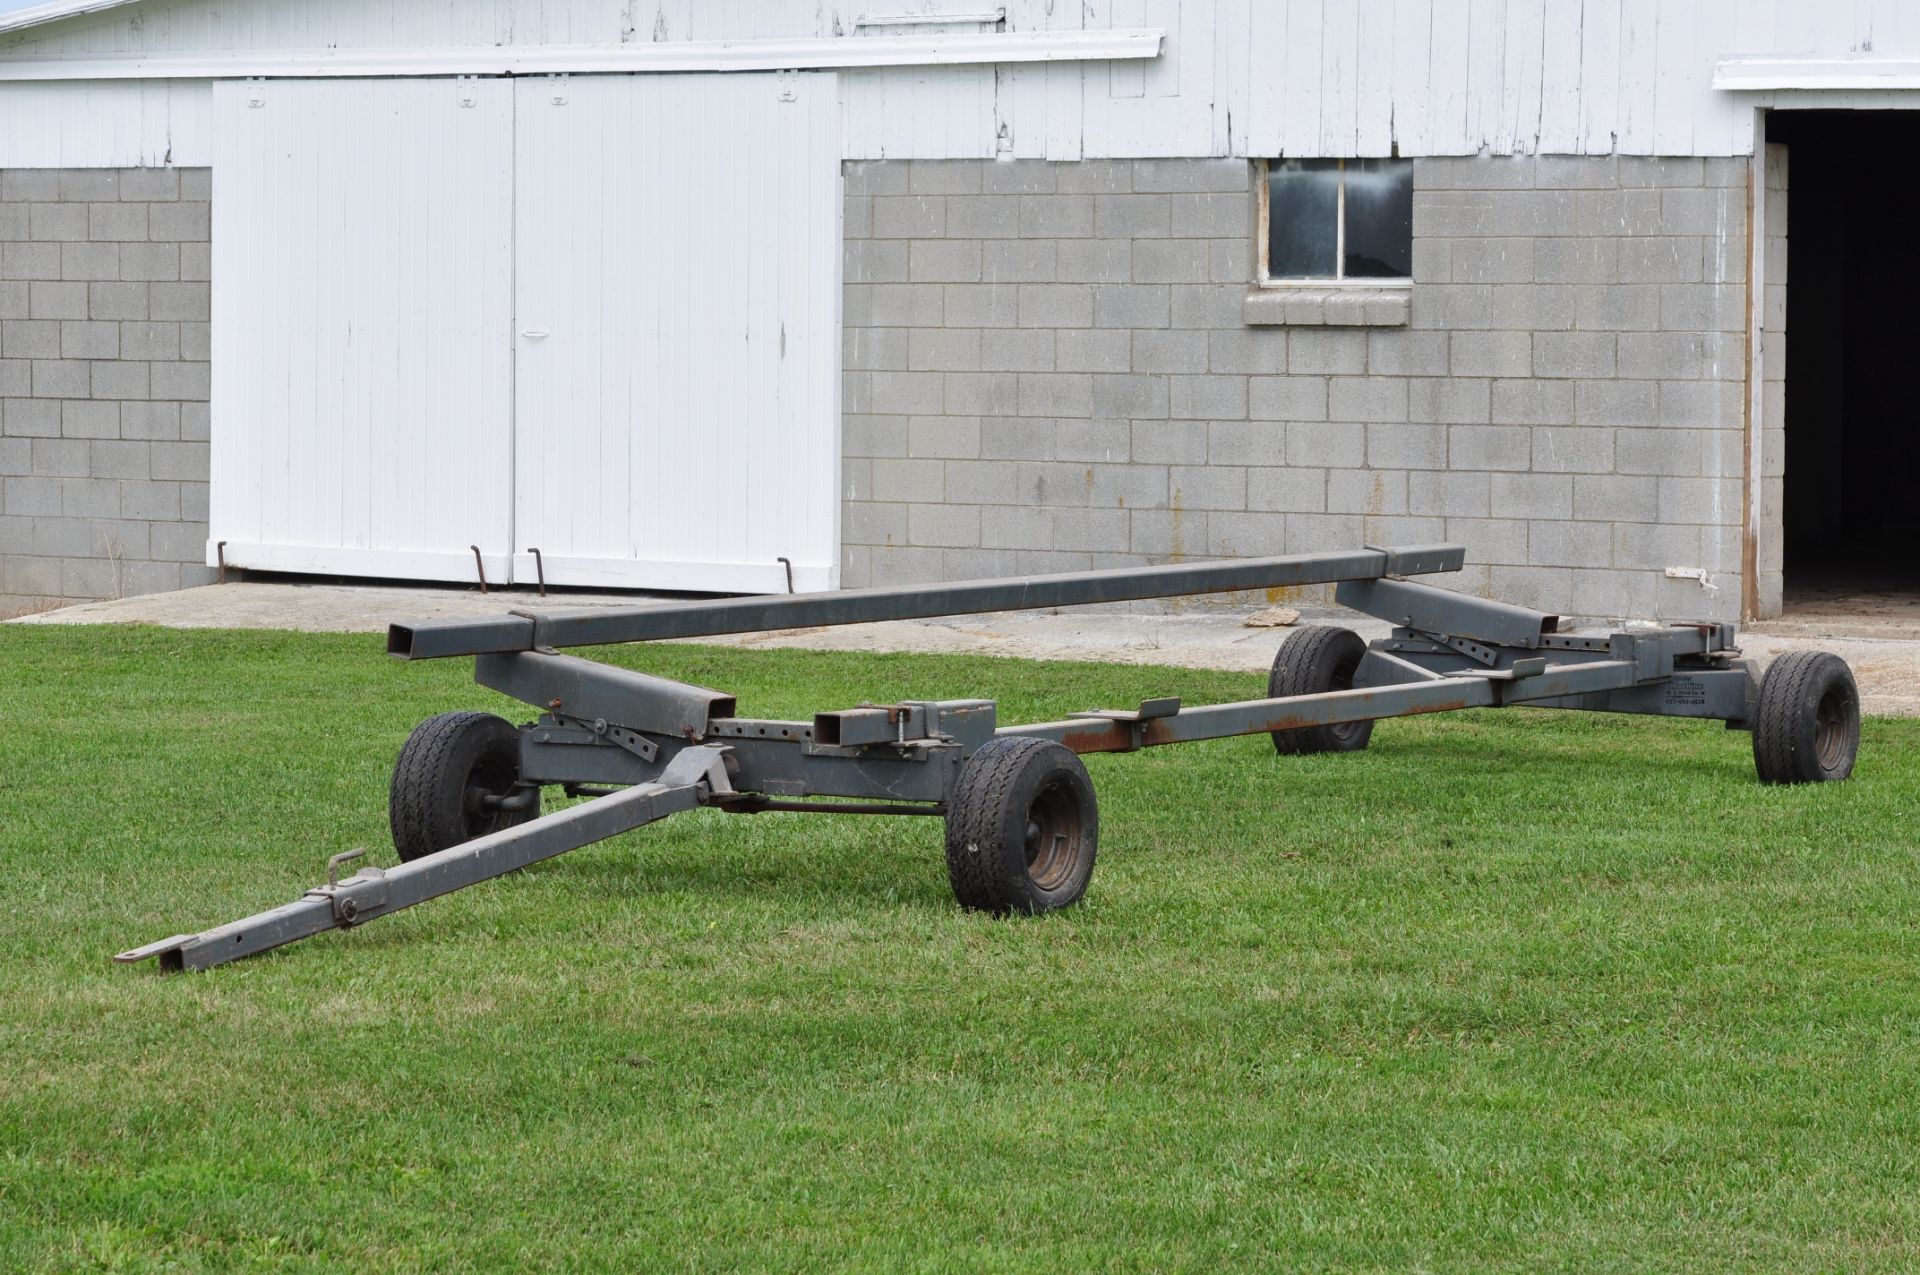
2,624,1918,1272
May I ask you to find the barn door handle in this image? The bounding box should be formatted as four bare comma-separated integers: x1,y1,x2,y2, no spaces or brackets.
521,329,550,339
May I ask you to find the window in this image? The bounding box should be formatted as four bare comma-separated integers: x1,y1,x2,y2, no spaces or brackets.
1260,158,1413,283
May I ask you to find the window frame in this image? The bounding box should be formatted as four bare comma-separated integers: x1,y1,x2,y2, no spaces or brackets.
1255,157,1414,289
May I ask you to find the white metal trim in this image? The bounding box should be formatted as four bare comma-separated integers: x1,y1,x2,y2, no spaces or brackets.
213,542,514,584
507,553,835,595
0,31,1163,82
1714,55,1920,93
0,0,143,37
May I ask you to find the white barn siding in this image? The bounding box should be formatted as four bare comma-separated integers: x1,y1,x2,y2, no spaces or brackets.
8,0,1920,168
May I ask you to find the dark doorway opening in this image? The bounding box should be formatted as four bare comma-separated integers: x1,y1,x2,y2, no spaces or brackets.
1769,111,1920,617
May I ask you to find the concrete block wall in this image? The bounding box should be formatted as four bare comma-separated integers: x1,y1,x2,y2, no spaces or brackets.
841,154,1752,622
0,167,213,618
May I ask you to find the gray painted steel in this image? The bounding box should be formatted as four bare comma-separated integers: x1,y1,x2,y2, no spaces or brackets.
119,543,1813,975
388,544,1466,659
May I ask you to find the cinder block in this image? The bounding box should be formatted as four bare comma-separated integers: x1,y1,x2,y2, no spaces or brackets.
1132,240,1212,284
1535,238,1616,285
60,321,117,360
1280,512,1365,554
1445,517,1528,565
981,328,1056,372
149,519,206,563
1095,193,1170,238
118,243,180,282
1169,284,1245,330
1286,329,1366,375
1491,379,1573,425
907,327,981,373
59,169,119,201
1247,466,1326,513
122,561,184,597
910,241,981,284
1055,161,1133,195
1131,159,1249,194
1130,507,1207,557
870,372,941,421
871,457,944,502
28,282,87,320
1409,284,1492,330
1615,427,1709,477
87,281,148,320
1016,284,1092,328
1616,331,1721,381
1573,474,1657,522
0,360,24,398
1168,374,1246,421
1170,192,1248,239
1408,470,1490,518
1571,568,1657,621
1055,418,1131,462
32,359,91,398
906,415,981,460
1051,507,1131,551
1132,329,1208,374
60,399,119,439
60,242,119,281
3,320,60,359
981,162,1057,195
1573,189,1662,237
1017,372,1094,418
1286,420,1365,468
1,170,60,201
978,502,1054,550
845,161,908,199
3,475,62,515
0,281,24,320
844,196,871,239
909,502,981,548
1449,424,1530,470
945,458,1018,502
943,371,1019,416
179,402,208,442
29,202,87,242
1532,156,1621,190
91,360,150,400
943,284,1018,329
1617,237,1705,284
149,441,207,481
1450,238,1533,283
1528,521,1612,568
1573,380,1658,427
1087,462,1167,509
1657,476,1742,526
1094,284,1169,329
1365,330,1449,377
871,195,945,239
1658,380,1742,429
1326,468,1406,516
2,242,62,281
1491,471,1573,519
88,438,148,479
118,476,177,522
1659,188,1741,237
119,400,179,442
61,476,119,517
1416,156,1536,190
1532,331,1616,379
869,545,945,586
910,161,983,196
117,167,179,201
1018,193,1093,238
845,240,908,284
1408,377,1490,424
1055,239,1132,283
1658,283,1745,334
1054,329,1129,373
178,243,210,282
844,413,906,459
1619,157,1703,188
1169,463,1245,511
1090,373,1168,419
3,398,60,437
1248,375,1325,421
1324,377,1407,423
1488,565,1572,613
1574,284,1660,332
1491,285,1575,331
31,436,89,476
1450,330,1531,378
1613,521,1702,570
1209,419,1285,465
1366,422,1446,470
1530,425,1615,473
979,418,1056,460
845,327,908,372
1131,418,1208,464
87,202,147,242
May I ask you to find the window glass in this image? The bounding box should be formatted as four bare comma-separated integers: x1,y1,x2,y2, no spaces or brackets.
1266,159,1340,279
1342,158,1413,278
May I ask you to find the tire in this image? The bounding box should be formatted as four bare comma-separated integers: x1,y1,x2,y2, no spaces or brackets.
944,737,1099,915
1753,651,1860,785
1268,625,1374,756
390,711,541,862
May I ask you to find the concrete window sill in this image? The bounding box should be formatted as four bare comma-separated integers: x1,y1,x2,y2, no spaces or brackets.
1243,285,1410,328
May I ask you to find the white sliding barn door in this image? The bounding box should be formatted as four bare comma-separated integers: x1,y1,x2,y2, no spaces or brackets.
209,78,515,582
512,73,842,593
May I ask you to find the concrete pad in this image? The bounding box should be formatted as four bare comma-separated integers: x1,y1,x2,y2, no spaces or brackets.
12,579,1919,715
